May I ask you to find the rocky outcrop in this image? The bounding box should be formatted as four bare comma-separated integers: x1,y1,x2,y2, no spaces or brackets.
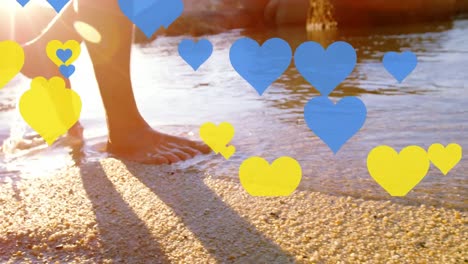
264,0,309,25
237,0,270,12
328,0,458,27
160,0,467,37
3,0,466,44
139,0,309,40
134,1,265,42
306,0,337,30
456,0,468,14
262,0,467,27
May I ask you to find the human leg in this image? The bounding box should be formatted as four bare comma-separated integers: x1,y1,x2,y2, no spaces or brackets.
75,0,210,164
16,2,85,142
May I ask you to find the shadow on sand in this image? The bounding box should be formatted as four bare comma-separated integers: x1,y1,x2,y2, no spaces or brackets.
77,154,293,263
79,161,169,263
121,160,295,263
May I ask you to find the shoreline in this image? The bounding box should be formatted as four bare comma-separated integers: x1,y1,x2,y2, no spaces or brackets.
1,158,466,263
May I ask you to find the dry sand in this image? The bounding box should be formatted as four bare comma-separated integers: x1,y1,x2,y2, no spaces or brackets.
0,158,466,263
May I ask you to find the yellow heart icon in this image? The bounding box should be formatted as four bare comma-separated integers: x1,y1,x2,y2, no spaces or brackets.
46,40,81,67
428,143,462,175
220,145,236,160
367,145,430,197
200,122,236,159
19,76,82,145
239,156,302,197
0,40,24,89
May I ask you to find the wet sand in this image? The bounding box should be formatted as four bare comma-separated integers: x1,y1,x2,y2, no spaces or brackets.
0,158,466,263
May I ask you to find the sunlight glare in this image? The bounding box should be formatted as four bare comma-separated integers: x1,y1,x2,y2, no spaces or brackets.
0,0,18,40
0,0,18,9
74,21,102,43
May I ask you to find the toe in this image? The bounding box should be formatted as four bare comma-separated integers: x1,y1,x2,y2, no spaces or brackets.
145,154,170,165
166,143,200,157
191,141,211,154
159,151,181,164
175,137,211,154
161,146,191,160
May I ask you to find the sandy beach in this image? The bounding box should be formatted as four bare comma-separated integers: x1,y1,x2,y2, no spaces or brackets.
0,158,466,263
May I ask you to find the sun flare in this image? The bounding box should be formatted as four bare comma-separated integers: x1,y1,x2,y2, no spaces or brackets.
0,0,57,43
0,0,18,40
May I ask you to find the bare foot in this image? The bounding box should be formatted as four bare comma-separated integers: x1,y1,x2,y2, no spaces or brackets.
107,126,211,164
61,122,85,147
15,122,84,150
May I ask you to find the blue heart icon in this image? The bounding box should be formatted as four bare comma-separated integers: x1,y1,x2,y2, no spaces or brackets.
59,65,75,79
118,0,184,38
16,0,30,7
383,51,418,83
46,0,70,13
230,37,292,96
304,96,367,153
178,39,213,71
56,49,72,64
295,41,357,96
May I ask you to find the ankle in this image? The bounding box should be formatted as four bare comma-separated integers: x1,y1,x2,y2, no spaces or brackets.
107,118,151,144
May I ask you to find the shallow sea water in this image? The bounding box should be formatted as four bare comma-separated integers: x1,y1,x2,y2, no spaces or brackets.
1,19,467,210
